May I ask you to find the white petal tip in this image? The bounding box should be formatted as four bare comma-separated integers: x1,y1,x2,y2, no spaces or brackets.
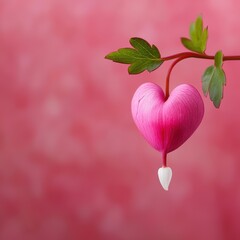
158,167,172,191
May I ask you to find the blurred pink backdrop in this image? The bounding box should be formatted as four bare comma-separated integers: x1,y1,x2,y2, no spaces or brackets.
1,0,240,239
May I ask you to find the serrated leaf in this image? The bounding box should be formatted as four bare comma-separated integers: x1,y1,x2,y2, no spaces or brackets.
190,17,203,42
209,68,226,108
202,65,215,96
181,37,202,53
128,59,162,74
105,48,140,64
202,54,226,108
201,27,208,52
181,16,208,53
129,38,160,58
105,37,163,74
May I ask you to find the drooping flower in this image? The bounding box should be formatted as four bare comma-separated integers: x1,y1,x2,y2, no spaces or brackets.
131,82,204,190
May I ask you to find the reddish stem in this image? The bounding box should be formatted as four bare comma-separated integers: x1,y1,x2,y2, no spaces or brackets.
162,151,167,167
162,52,240,99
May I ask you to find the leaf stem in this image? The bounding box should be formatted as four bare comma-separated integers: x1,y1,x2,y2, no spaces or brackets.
162,52,240,99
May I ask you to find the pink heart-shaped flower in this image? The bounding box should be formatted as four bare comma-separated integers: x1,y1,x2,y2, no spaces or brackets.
131,82,204,157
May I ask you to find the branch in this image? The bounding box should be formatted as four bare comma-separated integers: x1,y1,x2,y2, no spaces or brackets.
162,52,240,99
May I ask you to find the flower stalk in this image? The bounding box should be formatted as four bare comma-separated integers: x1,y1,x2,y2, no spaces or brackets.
162,52,240,99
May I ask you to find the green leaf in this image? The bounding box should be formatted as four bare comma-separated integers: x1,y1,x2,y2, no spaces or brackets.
181,16,208,53
105,37,163,74
201,27,208,52
202,65,215,96
181,37,202,53
190,17,203,42
214,50,223,68
202,51,226,108
210,68,226,108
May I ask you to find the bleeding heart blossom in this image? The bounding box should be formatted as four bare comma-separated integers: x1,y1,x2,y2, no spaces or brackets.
131,82,204,190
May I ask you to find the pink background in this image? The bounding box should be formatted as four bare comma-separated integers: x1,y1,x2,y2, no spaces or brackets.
1,0,240,239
